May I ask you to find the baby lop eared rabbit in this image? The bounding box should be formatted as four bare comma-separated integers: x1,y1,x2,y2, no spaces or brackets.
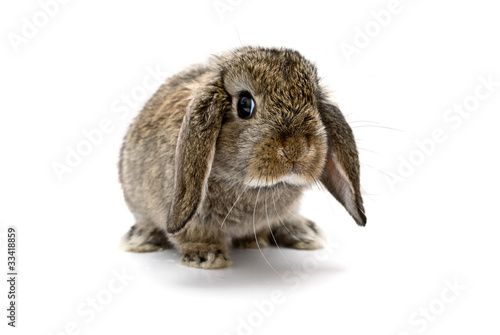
119,47,366,269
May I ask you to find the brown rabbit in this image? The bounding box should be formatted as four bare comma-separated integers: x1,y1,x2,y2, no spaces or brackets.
119,47,366,269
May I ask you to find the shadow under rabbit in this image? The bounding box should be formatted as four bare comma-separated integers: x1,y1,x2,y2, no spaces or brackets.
124,246,347,290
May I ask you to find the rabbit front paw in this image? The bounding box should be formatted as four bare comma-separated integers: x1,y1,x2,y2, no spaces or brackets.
179,243,232,269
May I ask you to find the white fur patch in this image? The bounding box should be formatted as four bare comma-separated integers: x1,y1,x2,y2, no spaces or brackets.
244,173,309,187
281,173,310,186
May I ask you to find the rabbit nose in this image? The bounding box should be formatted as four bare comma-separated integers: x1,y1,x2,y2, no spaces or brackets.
278,136,309,163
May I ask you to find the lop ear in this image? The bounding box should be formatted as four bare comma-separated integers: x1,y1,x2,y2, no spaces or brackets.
167,77,229,234
318,101,367,226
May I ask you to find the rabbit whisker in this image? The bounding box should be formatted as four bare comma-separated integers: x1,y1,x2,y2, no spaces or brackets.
265,192,291,266
220,186,247,228
351,125,403,132
360,162,394,179
234,26,244,46
357,147,382,155
275,182,310,228
272,188,301,242
316,177,348,220
349,120,380,124
253,186,280,275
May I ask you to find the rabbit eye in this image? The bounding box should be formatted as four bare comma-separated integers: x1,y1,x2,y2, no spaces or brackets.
237,92,255,119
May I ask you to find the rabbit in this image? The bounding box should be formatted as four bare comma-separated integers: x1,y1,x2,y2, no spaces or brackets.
119,46,366,269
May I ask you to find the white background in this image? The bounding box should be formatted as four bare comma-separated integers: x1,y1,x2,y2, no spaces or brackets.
1,0,499,334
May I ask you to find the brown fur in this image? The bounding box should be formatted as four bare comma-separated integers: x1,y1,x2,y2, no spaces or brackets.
119,47,366,269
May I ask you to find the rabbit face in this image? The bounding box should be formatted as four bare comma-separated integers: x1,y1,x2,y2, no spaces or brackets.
211,49,328,188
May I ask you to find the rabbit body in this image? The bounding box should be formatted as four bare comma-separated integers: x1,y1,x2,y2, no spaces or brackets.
119,47,366,269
